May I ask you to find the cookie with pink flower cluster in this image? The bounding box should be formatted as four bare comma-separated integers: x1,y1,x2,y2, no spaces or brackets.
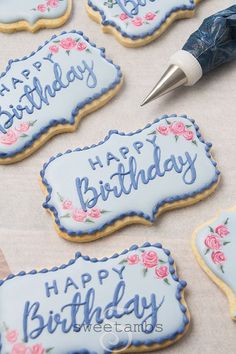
0,31,123,164
0,0,72,33
0,243,190,353
86,0,203,47
41,114,220,242
193,207,236,320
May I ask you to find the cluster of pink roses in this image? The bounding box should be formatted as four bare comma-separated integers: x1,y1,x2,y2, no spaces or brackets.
49,37,87,55
62,200,102,222
35,0,60,13
204,223,230,267
127,251,169,281
5,329,47,354
119,12,156,27
156,121,194,141
0,122,32,145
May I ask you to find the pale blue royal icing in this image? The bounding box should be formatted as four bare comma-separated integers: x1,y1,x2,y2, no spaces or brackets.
0,30,122,160
0,0,69,25
194,208,236,319
41,114,220,239
87,0,195,40
0,243,189,354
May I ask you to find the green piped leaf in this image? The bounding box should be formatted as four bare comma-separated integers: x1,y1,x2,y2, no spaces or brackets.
60,213,70,219
148,131,156,136
57,192,64,202
220,265,224,274
86,219,95,224
101,210,110,214
29,119,37,126
119,259,128,265
209,226,214,233
159,259,166,264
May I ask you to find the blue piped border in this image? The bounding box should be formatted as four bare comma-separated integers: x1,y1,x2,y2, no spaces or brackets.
0,29,122,159
0,242,189,354
40,114,221,239
87,0,195,41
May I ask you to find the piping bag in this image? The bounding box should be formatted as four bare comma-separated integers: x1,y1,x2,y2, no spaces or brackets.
141,5,236,106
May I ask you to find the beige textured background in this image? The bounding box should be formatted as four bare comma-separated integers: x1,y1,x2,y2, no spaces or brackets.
0,0,235,352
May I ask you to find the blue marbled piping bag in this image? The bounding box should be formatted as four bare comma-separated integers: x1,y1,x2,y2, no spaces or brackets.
142,5,236,105
183,5,236,74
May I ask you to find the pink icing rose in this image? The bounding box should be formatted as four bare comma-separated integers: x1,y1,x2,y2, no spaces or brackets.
127,254,140,265
183,130,194,141
131,17,143,27
144,12,156,21
6,330,18,343
120,13,129,21
170,121,185,135
204,235,221,250
87,207,101,219
215,225,229,237
211,251,226,265
142,251,158,268
49,45,59,54
62,200,73,210
15,122,30,133
60,38,76,50
11,343,29,354
155,266,169,279
0,130,17,145
31,344,45,354
47,0,59,7
77,42,87,51
157,125,169,135
37,4,46,12
72,209,87,222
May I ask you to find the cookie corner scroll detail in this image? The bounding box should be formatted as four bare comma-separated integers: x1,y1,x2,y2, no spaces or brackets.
40,114,220,242
192,206,236,321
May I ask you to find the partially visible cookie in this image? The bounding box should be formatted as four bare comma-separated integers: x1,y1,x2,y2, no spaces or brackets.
0,0,72,33
86,0,202,47
192,206,236,320
0,30,123,164
0,243,190,353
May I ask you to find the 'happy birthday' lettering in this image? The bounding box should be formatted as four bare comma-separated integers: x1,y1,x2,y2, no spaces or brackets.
75,135,198,211
22,280,164,342
0,57,97,134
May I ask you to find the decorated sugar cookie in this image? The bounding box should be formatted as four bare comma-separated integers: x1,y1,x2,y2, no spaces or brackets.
40,114,220,242
0,30,123,164
0,0,72,33
86,0,202,47
192,207,236,320
0,243,190,353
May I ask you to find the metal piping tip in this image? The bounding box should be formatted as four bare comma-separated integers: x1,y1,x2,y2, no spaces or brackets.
141,65,187,106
